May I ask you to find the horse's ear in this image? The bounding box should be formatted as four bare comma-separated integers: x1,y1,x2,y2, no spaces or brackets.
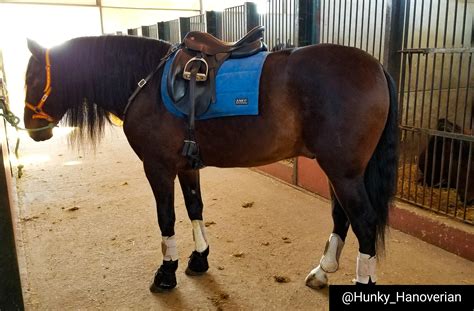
27,38,45,61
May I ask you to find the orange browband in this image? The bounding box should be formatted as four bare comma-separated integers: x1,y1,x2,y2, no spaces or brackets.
25,49,55,123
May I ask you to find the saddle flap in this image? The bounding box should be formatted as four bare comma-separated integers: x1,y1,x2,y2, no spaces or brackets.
167,49,215,116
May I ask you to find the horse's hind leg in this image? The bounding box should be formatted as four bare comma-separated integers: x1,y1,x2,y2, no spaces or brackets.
178,170,210,276
305,187,350,289
143,161,179,293
329,176,378,285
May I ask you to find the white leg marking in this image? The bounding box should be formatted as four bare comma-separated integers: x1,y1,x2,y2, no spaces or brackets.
161,235,178,261
320,233,345,273
355,252,377,284
192,220,208,253
305,233,345,289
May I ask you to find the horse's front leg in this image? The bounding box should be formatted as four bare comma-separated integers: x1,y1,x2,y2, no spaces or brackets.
144,160,179,293
178,170,210,276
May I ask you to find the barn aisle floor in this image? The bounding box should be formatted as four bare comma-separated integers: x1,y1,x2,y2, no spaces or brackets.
13,126,474,310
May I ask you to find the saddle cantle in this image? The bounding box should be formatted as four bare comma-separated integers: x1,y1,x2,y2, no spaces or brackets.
165,26,267,169
167,26,267,117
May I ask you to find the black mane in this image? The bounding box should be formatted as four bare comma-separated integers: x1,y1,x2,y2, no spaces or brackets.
49,35,171,142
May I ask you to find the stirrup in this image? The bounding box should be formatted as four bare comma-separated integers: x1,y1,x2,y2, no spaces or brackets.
183,57,209,82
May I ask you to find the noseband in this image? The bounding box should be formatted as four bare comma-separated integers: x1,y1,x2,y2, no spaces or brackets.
25,49,55,123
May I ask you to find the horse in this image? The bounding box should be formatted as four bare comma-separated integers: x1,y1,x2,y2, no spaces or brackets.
24,34,398,292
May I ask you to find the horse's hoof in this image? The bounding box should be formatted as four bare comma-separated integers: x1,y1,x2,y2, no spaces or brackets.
355,278,376,286
150,260,178,293
305,265,328,289
185,246,209,276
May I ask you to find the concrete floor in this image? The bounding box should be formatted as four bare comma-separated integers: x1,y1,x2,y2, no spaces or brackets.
12,126,474,310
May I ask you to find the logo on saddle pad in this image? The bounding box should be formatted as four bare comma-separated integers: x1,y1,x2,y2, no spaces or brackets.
235,98,248,105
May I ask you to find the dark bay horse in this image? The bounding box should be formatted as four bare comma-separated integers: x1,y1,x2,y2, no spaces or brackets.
24,35,398,292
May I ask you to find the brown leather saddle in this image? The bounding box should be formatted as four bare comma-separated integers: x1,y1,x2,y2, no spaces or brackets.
167,26,267,169
168,26,267,117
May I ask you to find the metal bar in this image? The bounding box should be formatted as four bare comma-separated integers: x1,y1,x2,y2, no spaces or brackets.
411,0,425,203
348,0,353,46
365,0,371,52
434,0,453,212
354,0,359,46
401,47,474,54
426,0,441,206
180,17,190,40
378,0,385,60
397,0,410,198
462,142,472,221
331,0,335,43
285,0,289,47
462,54,473,131
314,0,321,44
360,0,365,49
328,0,332,43
419,0,434,205
443,1,462,213
383,0,405,89
445,136,456,213
405,45,415,202
453,140,464,217
337,0,342,44
278,0,281,45
399,125,474,142
272,0,276,47
372,0,378,56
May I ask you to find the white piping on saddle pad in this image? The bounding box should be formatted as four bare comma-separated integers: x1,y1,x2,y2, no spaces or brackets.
192,220,208,253
161,236,178,261
320,233,344,273
356,252,377,284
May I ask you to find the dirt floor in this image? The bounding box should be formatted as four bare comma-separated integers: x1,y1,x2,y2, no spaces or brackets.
11,126,474,310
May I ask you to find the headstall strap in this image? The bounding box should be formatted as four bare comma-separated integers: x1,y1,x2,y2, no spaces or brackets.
25,49,55,123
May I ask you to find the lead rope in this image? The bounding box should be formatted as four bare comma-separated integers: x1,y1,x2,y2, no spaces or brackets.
0,97,56,177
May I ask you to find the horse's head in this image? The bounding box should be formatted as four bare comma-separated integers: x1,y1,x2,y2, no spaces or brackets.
24,39,62,141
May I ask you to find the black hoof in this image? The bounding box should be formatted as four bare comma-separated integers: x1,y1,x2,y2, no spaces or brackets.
185,246,209,276
355,277,376,286
150,260,178,293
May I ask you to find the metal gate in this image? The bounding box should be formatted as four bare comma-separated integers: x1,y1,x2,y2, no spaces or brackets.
259,0,298,50
318,0,389,61
398,0,473,224
222,2,259,41
158,19,181,44
178,11,222,40
141,24,158,39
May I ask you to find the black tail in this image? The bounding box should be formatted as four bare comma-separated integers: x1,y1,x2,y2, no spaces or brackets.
364,69,399,252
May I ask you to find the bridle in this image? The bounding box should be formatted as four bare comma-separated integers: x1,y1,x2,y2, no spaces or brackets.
25,49,55,123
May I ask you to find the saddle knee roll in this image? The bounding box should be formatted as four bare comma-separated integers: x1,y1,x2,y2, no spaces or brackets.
320,233,344,273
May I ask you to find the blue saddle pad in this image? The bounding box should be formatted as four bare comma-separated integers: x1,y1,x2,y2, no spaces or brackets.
161,51,269,120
